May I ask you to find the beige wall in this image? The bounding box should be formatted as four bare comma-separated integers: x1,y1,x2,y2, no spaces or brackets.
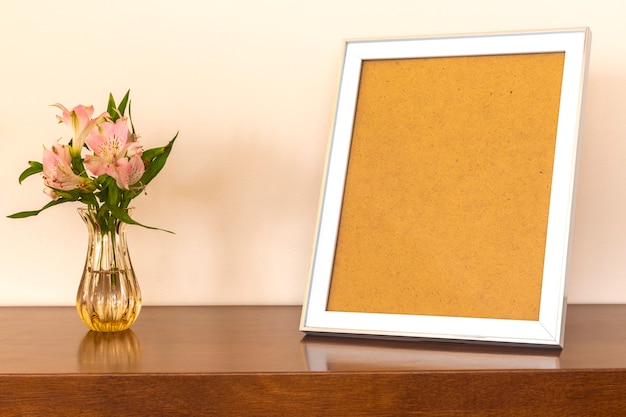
0,0,622,305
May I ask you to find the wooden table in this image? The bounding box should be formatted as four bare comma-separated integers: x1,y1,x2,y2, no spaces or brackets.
1,305,625,416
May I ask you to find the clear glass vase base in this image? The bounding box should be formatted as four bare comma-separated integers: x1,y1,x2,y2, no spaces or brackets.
76,208,142,332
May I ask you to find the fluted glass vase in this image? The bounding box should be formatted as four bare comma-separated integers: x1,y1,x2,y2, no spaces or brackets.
76,208,142,332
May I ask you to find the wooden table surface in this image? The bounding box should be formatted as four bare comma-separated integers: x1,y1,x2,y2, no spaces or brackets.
1,304,626,416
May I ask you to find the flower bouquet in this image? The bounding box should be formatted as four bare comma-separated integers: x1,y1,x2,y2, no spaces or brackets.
9,90,176,231
8,90,177,331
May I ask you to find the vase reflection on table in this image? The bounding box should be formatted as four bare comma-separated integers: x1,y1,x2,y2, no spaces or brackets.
79,329,142,372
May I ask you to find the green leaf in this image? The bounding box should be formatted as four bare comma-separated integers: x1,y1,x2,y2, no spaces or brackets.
139,132,178,187
7,198,72,219
128,101,136,134
107,90,131,121
120,191,133,208
71,152,86,175
80,192,100,208
108,181,120,206
117,89,131,117
141,146,164,161
107,93,117,120
18,161,43,184
105,204,174,234
52,188,82,201
95,176,112,205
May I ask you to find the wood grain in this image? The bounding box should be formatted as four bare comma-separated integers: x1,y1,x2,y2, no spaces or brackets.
1,305,626,416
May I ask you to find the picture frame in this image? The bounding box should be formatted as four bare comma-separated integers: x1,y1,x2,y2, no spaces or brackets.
300,28,591,347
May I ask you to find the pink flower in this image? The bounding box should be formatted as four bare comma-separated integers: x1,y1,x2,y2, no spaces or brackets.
115,153,146,190
42,143,93,197
127,153,145,186
84,118,144,189
52,103,108,155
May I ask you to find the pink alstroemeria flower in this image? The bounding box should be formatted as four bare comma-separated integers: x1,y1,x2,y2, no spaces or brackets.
84,118,144,189
117,153,146,189
42,143,93,198
52,103,108,155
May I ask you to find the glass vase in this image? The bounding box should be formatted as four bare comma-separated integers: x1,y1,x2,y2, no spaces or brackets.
76,208,142,332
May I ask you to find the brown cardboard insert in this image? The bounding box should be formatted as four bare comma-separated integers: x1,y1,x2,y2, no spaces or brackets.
326,52,565,320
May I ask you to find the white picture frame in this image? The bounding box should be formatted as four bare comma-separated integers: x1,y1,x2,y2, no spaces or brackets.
300,28,591,347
